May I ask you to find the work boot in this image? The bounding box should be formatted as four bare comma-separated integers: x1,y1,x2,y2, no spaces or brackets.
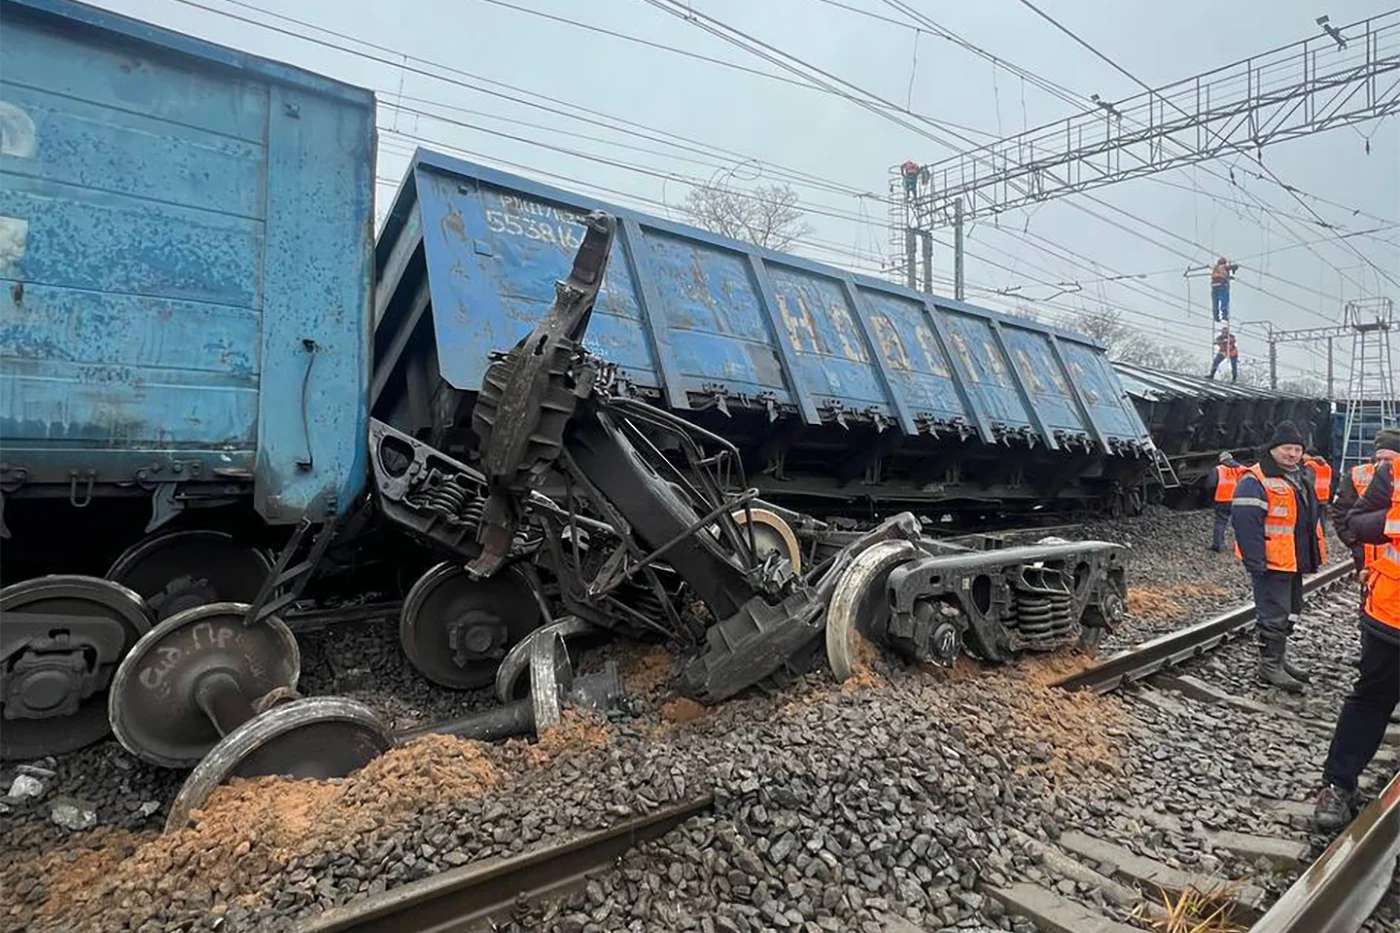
1313,784,1355,831
1257,640,1305,694
1281,645,1312,684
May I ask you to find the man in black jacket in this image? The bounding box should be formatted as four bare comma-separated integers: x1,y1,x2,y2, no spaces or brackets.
1315,456,1400,829
1331,427,1400,571
1231,421,1325,693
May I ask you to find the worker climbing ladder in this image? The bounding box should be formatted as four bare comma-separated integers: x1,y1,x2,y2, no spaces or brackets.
1339,297,1398,472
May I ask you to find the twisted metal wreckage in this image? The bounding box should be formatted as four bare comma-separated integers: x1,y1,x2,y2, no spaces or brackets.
95,212,1132,828
368,210,1130,709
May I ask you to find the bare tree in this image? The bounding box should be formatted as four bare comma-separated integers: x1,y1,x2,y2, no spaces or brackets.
682,182,813,251
1058,307,1209,377
1278,376,1326,396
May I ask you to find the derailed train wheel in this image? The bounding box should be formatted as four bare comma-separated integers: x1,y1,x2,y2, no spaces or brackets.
495,616,594,703
731,508,802,574
399,563,541,690
108,603,300,768
824,541,920,682
0,576,154,760
165,697,393,832
107,530,272,621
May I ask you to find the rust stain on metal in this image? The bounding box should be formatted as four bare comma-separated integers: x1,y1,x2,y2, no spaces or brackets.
913,327,951,379
869,314,911,371
441,207,467,242
775,291,816,355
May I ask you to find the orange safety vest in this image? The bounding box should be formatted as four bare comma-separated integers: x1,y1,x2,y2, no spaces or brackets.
1361,480,1400,631
1306,456,1333,503
1353,463,1381,567
1214,464,1242,503
1233,463,1328,570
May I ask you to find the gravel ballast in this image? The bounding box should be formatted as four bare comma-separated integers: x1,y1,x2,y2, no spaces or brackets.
0,507,1392,933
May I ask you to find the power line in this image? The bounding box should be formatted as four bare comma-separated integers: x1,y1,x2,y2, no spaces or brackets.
468,0,1001,141
883,0,1388,301
640,0,1372,318
164,0,1384,350
1012,0,1400,292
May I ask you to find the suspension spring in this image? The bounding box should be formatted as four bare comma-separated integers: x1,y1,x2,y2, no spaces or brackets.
1014,591,1074,640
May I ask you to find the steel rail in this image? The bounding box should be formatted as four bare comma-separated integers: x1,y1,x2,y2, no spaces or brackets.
296,795,713,933
1051,561,1355,693
1249,770,1400,933
1052,559,1398,933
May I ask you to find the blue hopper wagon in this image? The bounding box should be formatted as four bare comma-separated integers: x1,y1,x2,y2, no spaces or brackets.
0,0,375,758
372,150,1166,524
1,0,1289,771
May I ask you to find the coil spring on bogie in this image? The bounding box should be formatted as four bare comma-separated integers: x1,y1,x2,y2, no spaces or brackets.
1014,592,1073,635
1011,566,1076,648
413,472,486,530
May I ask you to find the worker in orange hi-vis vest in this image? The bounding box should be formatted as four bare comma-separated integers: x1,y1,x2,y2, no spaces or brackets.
1332,427,1400,572
1230,421,1326,694
1315,452,1400,830
1205,451,1245,552
1210,256,1239,322
1208,325,1238,383
1304,451,1334,532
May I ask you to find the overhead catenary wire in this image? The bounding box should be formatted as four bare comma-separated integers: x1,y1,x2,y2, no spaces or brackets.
159,0,1383,373
638,0,1387,318
868,0,1394,305
879,0,1391,304
1012,0,1400,293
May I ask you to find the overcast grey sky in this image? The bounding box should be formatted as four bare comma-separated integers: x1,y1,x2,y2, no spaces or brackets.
88,0,1400,384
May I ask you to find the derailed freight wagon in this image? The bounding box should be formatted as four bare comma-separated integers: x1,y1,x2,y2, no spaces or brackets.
1115,362,1333,502
0,0,1137,783
0,0,375,757
372,150,1167,524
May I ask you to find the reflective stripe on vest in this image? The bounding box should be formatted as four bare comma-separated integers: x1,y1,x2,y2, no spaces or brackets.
1353,463,1380,567
1232,464,1327,570
1214,464,1240,503
1353,462,1377,496
1362,482,1400,630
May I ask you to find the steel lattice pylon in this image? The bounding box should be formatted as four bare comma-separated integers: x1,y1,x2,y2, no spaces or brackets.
1340,297,1398,471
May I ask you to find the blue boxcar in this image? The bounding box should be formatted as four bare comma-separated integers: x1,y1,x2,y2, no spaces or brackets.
373,150,1156,514
0,0,375,524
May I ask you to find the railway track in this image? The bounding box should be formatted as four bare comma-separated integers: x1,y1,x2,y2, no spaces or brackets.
291,562,1393,933
1046,560,1398,933
1051,561,1355,694
298,797,713,933
6,510,1391,933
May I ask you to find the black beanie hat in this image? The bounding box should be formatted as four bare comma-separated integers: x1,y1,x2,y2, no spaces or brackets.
1375,427,1400,454
1266,420,1305,450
